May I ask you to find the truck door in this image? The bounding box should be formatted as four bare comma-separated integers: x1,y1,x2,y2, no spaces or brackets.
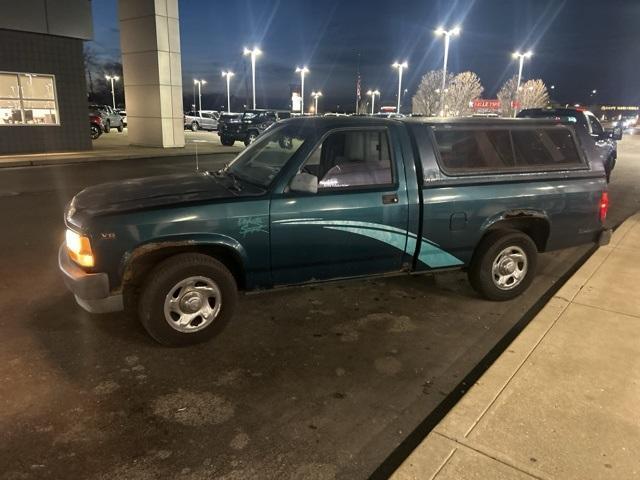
270,127,409,285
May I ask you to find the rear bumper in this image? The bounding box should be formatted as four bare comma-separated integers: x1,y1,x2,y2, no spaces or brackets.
58,244,123,313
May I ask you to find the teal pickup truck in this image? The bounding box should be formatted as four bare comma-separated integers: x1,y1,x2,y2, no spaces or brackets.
60,117,611,345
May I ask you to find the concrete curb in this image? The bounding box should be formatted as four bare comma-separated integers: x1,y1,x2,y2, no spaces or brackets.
389,212,640,480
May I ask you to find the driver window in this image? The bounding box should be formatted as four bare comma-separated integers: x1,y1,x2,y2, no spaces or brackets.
301,130,394,189
587,115,604,136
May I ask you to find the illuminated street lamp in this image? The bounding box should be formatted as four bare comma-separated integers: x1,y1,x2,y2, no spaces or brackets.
193,79,207,115
221,71,234,113
105,74,120,109
512,50,532,116
311,91,322,115
434,25,461,116
367,89,380,115
392,61,408,114
295,66,310,115
243,47,262,109
512,51,533,91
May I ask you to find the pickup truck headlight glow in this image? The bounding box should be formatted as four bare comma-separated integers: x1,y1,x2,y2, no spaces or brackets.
65,229,94,267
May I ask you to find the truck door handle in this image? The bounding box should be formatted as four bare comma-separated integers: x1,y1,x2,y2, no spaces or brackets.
382,194,399,204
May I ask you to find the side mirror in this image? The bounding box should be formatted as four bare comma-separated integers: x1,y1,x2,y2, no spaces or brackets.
289,172,318,194
606,127,623,141
612,126,623,140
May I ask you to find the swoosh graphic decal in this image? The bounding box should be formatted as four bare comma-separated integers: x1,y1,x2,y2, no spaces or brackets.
275,219,463,268
323,226,409,253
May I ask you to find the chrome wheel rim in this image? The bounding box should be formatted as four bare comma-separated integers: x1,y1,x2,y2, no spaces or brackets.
491,246,528,291
163,276,222,333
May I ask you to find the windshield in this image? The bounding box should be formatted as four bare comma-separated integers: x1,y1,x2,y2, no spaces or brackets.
226,124,308,187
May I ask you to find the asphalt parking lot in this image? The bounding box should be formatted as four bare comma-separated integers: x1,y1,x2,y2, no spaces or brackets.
1,135,639,479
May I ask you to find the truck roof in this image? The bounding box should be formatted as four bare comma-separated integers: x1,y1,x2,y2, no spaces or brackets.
278,115,576,129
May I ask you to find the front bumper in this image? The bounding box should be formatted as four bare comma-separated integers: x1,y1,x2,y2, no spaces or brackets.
58,244,123,313
218,128,245,140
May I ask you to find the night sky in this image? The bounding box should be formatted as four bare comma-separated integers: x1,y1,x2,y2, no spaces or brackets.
90,0,640,111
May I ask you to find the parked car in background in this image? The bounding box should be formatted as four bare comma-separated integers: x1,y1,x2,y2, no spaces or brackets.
117,109,127,127
218,109,291,146
89,113,103,140
517,108,621,182
184,110,220,131
88,105,124,133
59,116,611,346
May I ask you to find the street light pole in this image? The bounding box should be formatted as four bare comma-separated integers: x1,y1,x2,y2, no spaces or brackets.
512,50,533,116
105,74,119,109
194,79,206,114
222,71,235,113
243,47,262,109
367,89,380,115
392,61,408,114
434,26,460,117
295,66,309,114
311,91,322,115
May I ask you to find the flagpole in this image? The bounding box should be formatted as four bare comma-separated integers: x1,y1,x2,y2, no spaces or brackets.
355,52,361,114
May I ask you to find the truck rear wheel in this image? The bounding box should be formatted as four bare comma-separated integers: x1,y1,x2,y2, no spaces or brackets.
220,136,235,146
138,253,237,346
468,230,537,301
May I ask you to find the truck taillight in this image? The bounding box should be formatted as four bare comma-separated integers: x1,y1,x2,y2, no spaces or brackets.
599,191,609,223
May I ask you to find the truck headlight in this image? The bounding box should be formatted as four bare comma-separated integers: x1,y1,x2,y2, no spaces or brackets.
65,229,94,267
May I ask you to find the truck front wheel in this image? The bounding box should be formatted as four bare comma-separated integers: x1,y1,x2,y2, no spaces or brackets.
138,253,237,346
468,230,537,301
244,131,258,146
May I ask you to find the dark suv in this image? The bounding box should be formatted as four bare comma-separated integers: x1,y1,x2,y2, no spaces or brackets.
517,108,621,182
218,109,291,146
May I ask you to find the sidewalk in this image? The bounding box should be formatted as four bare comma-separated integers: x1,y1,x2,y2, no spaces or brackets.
0,130,242,168
392,213,640,480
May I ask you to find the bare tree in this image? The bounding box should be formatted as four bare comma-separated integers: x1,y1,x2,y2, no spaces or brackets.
412,70,452,116
497,75,518,117
83,44,98,98
445,71,484,117
518,79,549,111
413,70,483,117
498,75,549,117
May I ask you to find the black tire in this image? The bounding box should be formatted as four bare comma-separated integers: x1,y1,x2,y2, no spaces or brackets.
138,253,238,346
117,123,124,133
90,125,101,140
191,121,199,132
220,136,235,146
244,131,258,146
104,120,111,133
468,230,538,301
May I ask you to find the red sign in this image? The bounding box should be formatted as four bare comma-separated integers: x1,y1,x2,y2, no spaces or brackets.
473,99,501,110
472,99,521,110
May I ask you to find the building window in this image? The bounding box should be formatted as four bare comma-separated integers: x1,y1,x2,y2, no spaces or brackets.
0,72,59,126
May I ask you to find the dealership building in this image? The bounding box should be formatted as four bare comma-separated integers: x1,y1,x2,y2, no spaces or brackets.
0,0,94,154
0,0,185,155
